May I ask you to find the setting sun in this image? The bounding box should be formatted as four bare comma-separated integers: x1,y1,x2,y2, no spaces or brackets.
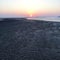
30,14,33,17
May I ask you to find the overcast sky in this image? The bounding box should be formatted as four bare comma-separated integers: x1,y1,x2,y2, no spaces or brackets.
0,0,60,17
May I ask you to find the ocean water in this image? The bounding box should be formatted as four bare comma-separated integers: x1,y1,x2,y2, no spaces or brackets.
27,17,60,22
0,18,60,60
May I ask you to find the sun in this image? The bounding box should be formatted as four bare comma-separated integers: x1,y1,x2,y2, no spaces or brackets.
30,14,32,17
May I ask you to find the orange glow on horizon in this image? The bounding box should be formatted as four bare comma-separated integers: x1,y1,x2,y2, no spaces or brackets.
0,0,60,17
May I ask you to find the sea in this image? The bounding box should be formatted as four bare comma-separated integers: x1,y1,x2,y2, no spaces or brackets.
27,16,60,22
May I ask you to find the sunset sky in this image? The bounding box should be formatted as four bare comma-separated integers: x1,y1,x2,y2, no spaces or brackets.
0,0,60,17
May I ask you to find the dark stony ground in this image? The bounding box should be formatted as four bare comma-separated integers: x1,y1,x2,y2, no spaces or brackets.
0,18,60,60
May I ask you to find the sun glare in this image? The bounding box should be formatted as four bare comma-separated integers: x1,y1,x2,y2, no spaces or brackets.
20,0,41,16
30,14,32,17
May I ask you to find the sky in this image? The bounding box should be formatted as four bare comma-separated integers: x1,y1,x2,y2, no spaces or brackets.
0,0,60,17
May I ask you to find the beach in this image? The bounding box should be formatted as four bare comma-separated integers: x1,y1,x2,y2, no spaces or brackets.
0,18,60,60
